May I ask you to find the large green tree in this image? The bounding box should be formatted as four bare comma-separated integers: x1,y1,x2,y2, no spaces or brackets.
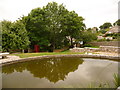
80,31,97,44
21,2,85,51
21,8,50,51
42,2,69,49
2,20,30,52
62,11,85,47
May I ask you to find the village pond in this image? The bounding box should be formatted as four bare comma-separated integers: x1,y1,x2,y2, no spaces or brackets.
1,56,120,88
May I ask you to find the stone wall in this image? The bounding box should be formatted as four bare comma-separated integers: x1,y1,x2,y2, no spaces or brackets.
99,46,120,53
70,46,120,53
89,41,120,47
70,47,99,53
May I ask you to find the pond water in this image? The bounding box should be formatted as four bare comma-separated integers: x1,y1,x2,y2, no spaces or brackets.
1,57,119,88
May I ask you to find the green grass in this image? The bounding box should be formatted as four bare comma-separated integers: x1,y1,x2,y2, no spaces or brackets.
90,46,99,48
87,82,111,88
113,73,120,88
84,46,99,48
13,51,84,58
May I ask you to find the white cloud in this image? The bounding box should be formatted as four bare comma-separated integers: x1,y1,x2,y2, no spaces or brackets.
0,0,119,28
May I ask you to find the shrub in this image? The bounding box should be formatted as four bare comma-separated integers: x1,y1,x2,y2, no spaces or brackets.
97,39,106,42
83,44,92,47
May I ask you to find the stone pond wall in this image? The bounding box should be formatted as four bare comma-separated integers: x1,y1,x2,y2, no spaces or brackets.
70,46,120,53
70,47,99,53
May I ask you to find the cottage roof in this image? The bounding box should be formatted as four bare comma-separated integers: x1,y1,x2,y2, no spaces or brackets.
105,26,120,34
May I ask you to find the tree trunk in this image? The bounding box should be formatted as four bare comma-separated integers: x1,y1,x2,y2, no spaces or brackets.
70,37,74,48
28,48,30,53
22,49,24,53
70,37,73,46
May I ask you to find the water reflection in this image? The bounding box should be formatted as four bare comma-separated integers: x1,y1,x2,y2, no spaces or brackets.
2,57,84,83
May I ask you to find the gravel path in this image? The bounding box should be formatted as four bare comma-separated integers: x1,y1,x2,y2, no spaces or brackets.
0,55,20,65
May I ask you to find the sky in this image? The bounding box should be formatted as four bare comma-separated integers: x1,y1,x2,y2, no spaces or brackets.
0,0,119,28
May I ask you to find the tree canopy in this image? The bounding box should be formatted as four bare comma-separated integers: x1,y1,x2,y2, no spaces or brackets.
99,22,112,30
22,2,85,51
113,19,120,26
2,2,104,52
62,11,85,46
2,20,30,52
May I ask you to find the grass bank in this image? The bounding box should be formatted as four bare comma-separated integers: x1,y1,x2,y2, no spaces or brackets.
13,51,84,58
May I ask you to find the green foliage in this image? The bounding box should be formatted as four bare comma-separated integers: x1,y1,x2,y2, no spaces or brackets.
80,31,97,44
2,20,30,52
99,22,112,29
43,2,70,49
105,33,120,40
22,2,85,51
99,29,107,34
83,44,92,47
63,11,85,46
97,38,107,42
87,28,92,31
113,19,120,26
14,52,84,58
113,73,120,88
87,82,111,88
0,46,2,52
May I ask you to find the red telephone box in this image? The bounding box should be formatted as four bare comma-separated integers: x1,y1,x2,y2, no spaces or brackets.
34,45,39,52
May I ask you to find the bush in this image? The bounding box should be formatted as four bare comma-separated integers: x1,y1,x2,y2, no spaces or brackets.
106,39,111,41
99,29,107,34
83,44,92,47
97,39,106,42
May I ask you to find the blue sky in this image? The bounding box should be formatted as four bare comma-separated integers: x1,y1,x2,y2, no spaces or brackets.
0,0,119,28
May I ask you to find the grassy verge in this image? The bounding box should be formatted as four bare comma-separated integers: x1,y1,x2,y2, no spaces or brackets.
84,46,99,48
13,51,84,58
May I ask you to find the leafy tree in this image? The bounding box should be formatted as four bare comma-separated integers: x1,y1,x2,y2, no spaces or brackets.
21,2,85,51
43,2,69,49
23,2,68,51
99,22,112,29
2,20,30,52
86,27,98,33
92,27,98,32
2,20,13,51
113,19,120,26
99,29,107,34
13,21,30,49
80,31,97,44
21,8,50,51
87,28,92,31
62,11,85,47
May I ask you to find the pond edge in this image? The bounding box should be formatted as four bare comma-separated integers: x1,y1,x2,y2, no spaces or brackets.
0,54,120,67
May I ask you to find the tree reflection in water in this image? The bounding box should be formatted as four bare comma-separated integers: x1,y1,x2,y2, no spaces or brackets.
2,57,84,83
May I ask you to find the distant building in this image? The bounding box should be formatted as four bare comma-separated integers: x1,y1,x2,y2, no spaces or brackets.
91,27,98,33
105,26,120,35
97,26,120,40
97,36,104,40
105,37,113,40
